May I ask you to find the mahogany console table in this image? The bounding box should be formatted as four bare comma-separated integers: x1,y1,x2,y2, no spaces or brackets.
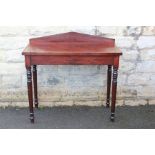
22,32,122,123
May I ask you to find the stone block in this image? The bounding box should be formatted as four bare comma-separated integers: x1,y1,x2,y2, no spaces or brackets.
119,59,135,73
0,102,11,107
142,26,155,35
95,26,126,36
124,99,147,106
11,89,28,102
116,100,124,106
5,49,24,63
122,49,139,61
118,86,137,98
1,75,22,89
11,102,28,107
0,90,12,102
0,50,5,62
115,36,135,48
127,73,150,85
0,27,29,37
64,74,106,87
140,49,155,61
124,26,142,36
137,36,155,49
29,26,95,36
136,61,155,72
0,37,29,50
0,63,25,75
137,86,155,97
117,74,127,86
149,100,155,105
74,101,103,106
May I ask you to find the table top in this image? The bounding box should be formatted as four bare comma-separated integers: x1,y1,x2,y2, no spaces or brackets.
22,32,122,56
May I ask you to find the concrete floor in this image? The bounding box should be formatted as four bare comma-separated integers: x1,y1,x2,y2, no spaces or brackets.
0,105,155,129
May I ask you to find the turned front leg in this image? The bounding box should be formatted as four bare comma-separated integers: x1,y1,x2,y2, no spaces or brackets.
33,65,38,108
26,66,34,123
106,65,112,107
111,66,118,122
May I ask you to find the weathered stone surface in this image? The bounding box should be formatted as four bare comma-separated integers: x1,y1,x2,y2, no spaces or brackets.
0,27,30,37
118,86,137,98
122,49,139,61
137,86,155,97
137,36,155,49
0,26,155,107
116,100,124,106
74,101,103,106
95,26,126,36
115,37,135,48
0,90,12,101
0,37,29,50
11,102,28,107
29,26,95,36
0,50,5,62
127,73,150,85
5,49,24,63
64,74,106,87
117,74,127,86
0,63,25,75
1,75,22,89
0,102,11,107
136,61,155,72
140,49,155,61
149,100,155,105
124,99,147,106
119,60,135,73
125,26,142,37
142,26,155,35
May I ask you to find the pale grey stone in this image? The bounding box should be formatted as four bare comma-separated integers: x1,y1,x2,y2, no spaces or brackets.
124,99,147,106
0,37,29,50
127,73,150,85
0,27,29,37
119,60,135,73
115,36,135,48
29,26,95,36
142,26,155,35
0,63,25,75
140,49,155,60
137,86,155,97
125,26,142,36
95,26,126,36
137,36,155,49
1,75,22,89
5,49,24,63
122,49,139,61
136,61,155,72
149,100,155,105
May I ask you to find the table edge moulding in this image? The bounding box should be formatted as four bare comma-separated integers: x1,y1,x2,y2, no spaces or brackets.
22,31,122,123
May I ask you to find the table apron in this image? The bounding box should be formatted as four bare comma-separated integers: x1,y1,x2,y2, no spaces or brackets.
30,55,114,65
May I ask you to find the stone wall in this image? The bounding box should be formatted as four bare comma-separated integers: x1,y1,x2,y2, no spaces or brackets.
0,26,155,107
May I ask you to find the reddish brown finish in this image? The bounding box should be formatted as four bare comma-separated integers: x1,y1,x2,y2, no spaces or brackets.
32,65,38,108
22,32,122,123
26,67,34,123
106,65,112,108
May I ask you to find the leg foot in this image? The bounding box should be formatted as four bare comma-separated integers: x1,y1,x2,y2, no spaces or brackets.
106,103,110,108
30,113,34,123
35,102,38,108
110,113,115,122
